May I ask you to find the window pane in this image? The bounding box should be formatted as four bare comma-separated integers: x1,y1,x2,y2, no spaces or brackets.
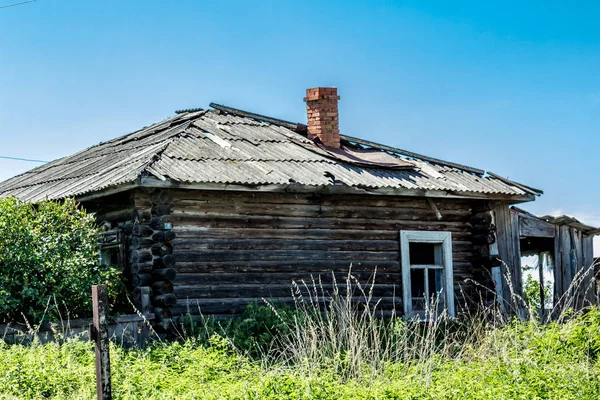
409,242,436,264
428,268,445,304
410,268,425,298
412,298,426,314
409,242,443,265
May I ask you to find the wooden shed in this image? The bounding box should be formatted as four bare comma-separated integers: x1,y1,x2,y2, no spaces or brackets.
0,87,595,325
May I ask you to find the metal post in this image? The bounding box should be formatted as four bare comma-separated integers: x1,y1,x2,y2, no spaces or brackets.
91,285,112,400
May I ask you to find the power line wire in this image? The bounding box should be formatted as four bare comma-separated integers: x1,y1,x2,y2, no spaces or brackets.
0,155,48,163
0,0,36,9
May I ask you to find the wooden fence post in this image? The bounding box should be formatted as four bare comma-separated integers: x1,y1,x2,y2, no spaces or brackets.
91,285,112,400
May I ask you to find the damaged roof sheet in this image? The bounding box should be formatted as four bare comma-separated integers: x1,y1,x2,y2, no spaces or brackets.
0,108,540,202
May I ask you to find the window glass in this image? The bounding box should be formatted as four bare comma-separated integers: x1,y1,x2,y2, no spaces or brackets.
409,242,436,264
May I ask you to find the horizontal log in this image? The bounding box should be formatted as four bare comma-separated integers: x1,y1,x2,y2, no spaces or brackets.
150,190,173,205
133,209,152,224
172,296,402,316
174,283,400,299
118,220,134,234
151,242,174,256
133,224,154,237
171,203,471,221
172,214,472,231
174,227,400,240
172,227,472,242
152,205,171,216
95,209,135,223
153,255,176,269
171,190,473,211
130,236,154,249
130,249,153,263
152,268,177,281
130,262,153,274
154,294,178,308
172,249,471,264
173,238,397,251
174,271,399,285
152,281,174,295
175,260,401,274
131,273,152,287
150,215,174,231
152,230,177,242
172,238,474,253
175,250,399,262
133,195,153,209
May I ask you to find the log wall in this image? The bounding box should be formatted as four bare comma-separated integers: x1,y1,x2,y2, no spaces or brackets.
167,189,482,317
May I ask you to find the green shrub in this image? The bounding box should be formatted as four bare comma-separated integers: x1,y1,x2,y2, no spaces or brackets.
0,197,120,324
179,301,299,357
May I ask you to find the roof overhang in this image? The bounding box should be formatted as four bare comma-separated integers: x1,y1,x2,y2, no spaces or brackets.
76,177,536,203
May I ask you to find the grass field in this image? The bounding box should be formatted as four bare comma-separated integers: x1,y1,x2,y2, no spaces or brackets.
1,300,600,400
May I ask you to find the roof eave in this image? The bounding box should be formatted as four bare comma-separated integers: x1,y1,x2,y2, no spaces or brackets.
76,177,535,203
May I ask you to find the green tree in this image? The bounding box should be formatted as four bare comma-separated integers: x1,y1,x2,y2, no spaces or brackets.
0,197,120,324
522,265,552,312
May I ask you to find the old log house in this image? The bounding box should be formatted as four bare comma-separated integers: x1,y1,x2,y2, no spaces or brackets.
0,87,597,327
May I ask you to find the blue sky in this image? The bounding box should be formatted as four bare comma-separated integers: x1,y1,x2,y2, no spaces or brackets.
1,1,599,248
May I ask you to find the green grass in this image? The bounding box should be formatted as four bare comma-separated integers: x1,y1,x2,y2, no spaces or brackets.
1,308,600,399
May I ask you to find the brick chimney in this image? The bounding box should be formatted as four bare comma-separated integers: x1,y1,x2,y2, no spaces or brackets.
304,87,341,148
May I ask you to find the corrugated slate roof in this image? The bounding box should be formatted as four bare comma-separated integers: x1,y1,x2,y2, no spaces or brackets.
0,107,540,202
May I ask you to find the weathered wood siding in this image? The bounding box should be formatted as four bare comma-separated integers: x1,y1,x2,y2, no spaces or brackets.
554,225,596,309
166,190,479,317
494,204,523,314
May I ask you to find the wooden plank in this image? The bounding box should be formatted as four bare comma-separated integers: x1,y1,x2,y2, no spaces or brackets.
174,249,400,262
582,235,596,305
494,205,522,314
553,224,563,303
518,216,555,238
172,227,473,242
173,227,402,241
172,238,473,253
91,285,112,400
173,296,402,315
511,210,523,301
172,238,400,252
171,203,471,221
173,283,400,299
175,260,401,273
174,271,399,285
561,226,572,297
573,228,584,309
172,214,472,231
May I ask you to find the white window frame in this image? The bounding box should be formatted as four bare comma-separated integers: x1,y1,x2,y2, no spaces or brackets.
400,230,455,318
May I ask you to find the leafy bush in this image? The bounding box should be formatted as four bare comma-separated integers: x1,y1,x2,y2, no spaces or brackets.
179,301,299,357
0,197,120,324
